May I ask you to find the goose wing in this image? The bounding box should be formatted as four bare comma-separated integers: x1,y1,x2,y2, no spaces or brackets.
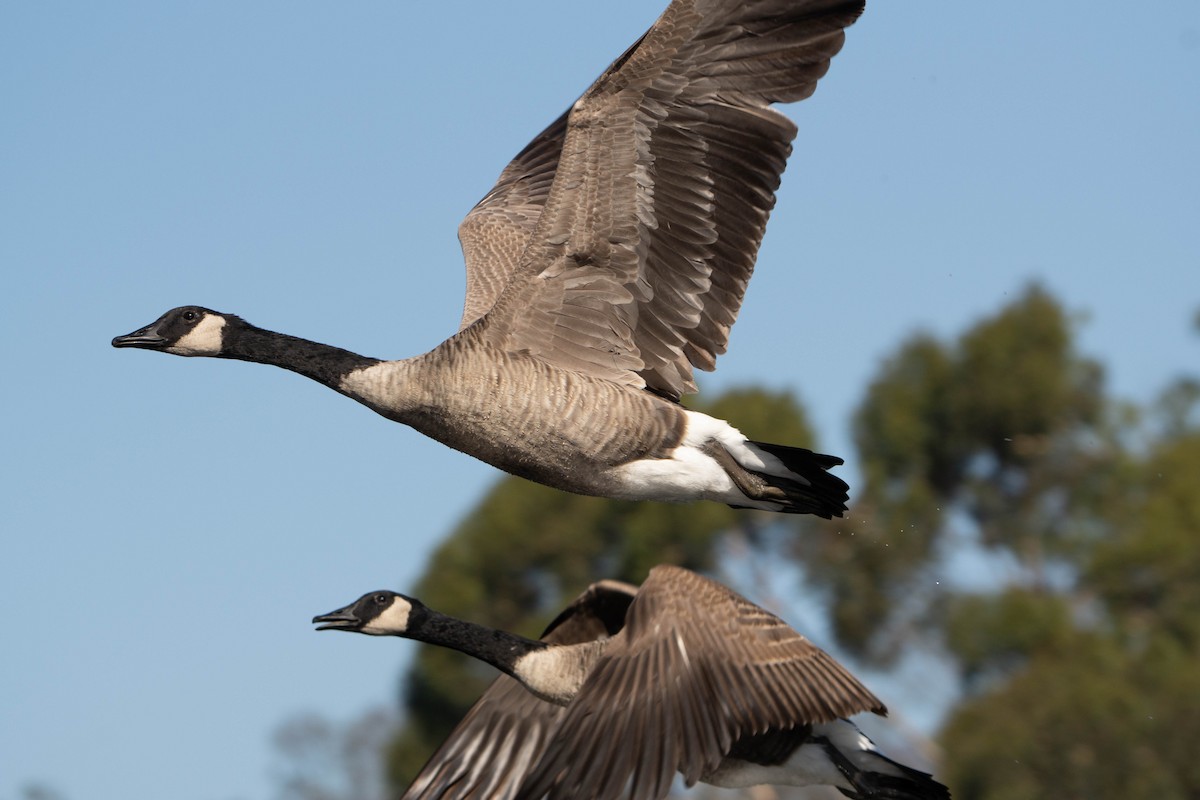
456,110,569,332
514,565,885,800
401,580,637,800
478,0,864,400
399,676,560,800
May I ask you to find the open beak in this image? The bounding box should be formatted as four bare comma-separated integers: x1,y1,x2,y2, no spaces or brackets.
112,321,167,349
312,604,362,631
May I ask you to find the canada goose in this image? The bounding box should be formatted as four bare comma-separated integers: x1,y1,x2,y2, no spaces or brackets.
313,566,950,800
113,0,864,516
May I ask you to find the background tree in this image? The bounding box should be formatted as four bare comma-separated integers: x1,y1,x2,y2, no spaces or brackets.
812,285,1199,799
371,285,1198,798
798,285,1113,663
272,708,397,800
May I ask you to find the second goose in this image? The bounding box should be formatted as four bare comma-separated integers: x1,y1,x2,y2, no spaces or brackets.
113,0,863,515
314,565,950,800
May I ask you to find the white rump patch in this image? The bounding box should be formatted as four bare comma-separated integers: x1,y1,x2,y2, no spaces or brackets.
681,411,788,475
610,445,735,502
167,314,226,356
607,410,793,508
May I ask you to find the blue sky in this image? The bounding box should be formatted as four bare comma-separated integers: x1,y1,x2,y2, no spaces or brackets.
2,2,1197,799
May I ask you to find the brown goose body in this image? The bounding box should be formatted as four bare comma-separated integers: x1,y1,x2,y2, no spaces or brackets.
113,0,864,515
341,330,688,497
314,566,950,800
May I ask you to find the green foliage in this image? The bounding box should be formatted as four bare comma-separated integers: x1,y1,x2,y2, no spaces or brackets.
935,304,1200,799
953,287,1102,465
799,283,1199,798
798,284,1116,661
854,332,961,496
943,588,1074,688
375,284,1200,800
942,634,1200,800
1087,432,1200,647
385,387,824,790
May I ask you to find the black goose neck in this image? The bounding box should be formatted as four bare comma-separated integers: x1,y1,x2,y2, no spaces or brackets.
409,607,547,676
221,322,380,388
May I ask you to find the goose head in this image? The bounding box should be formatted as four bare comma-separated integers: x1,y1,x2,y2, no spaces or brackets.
112,306,234,356
312,590,420,636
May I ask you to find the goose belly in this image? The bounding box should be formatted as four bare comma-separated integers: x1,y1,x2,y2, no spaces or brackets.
342,355,687,496
705,719,909,792
704,742,852,791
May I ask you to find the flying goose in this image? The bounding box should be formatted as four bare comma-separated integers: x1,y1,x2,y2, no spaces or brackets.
113,0,864,516
313,566,950,800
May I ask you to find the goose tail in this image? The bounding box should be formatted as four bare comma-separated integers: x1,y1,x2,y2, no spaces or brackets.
743,441,850,518
815,720,951,800
835,754,951,800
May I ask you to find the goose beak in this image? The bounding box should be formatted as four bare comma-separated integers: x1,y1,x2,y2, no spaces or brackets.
312,605,362,631
112,321,167,349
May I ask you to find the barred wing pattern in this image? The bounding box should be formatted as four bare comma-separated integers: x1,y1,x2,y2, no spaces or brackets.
478,0,865,399
514,566,885,800
456,110,569,332
400,581,637,800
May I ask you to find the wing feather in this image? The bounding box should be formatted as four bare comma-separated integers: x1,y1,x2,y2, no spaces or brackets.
515,565,884,800
401,581,636,800
478,0,864,399
456,110,569,331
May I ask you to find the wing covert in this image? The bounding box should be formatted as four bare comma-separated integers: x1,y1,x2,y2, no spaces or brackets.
478,0,865,399
515,566,884,800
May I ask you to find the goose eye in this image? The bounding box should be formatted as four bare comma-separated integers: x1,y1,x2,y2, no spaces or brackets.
182,310,197,322
374,593,389,605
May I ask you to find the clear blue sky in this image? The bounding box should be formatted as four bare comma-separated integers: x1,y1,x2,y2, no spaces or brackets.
2,2,1197,799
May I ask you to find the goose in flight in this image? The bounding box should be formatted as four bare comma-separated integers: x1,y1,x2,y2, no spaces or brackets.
113,0,864,515
314,566,949,800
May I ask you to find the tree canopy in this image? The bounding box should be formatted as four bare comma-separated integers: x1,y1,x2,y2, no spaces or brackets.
376,285,1199,799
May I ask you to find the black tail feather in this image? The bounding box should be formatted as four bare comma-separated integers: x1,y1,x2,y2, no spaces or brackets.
818,735,952,800
840,762,951,800
748,441,850,518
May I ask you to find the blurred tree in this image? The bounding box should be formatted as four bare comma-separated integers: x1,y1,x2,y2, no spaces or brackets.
797,284,1114,662
812,284,1199,799
371,283,1199,799
272,708,397,800
941,431,1200,799
11,786,68,800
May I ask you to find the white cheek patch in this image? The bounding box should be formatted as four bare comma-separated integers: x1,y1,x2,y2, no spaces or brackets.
167,314,226,356
362,599,411,635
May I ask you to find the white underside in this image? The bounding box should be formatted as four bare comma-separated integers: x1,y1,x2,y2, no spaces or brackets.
705,743,852,791
704,720,902,791
609,410,792,509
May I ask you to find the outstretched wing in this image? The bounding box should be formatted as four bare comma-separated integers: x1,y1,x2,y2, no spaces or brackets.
456,110,569,332
400,580,637,800
479,0,864,399
515,565,884,800
399,675,561,800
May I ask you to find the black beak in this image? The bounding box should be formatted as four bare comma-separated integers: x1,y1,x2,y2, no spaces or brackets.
312,604,362,631
112,321,167,349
